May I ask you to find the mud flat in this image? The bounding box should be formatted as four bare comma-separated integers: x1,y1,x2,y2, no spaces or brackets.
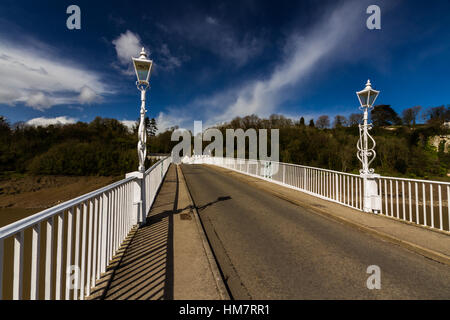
0,175,120,227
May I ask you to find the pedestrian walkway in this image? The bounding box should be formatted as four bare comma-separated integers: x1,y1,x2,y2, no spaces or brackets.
206,165,450,266
88,164,227,300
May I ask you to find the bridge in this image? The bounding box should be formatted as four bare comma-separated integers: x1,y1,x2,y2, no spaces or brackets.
0,155,449,299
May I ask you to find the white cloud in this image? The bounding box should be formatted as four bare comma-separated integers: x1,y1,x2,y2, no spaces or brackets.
78,85,101,104
112,30,143,65
26,116,78,127
0,37,109,110
25,92,53,110
120,119,137,132
112,31,184,73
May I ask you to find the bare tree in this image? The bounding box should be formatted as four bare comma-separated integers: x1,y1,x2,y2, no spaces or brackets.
333,115,348,128
349,113,363,127
402,106,421,127
316,115,330,129
422,105,448,126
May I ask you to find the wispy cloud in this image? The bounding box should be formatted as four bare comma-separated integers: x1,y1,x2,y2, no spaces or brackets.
157,1,369,129
156,44,184,71
157,15,266,67
0,36,108,110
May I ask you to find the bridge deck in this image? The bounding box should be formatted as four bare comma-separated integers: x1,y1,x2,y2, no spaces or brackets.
182,164,450,299
88,164,225,300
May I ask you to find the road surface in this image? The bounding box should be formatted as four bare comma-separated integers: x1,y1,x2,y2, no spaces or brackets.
181,164,450,299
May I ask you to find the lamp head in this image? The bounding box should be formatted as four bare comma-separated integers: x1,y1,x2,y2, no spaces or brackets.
356,79,380,109
132,47,153,87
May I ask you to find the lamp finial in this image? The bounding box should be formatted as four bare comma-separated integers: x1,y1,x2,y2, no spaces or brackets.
139,47,147,59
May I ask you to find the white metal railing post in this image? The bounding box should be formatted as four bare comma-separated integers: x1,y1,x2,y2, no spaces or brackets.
13,231,24,300
361,173,381,213
31,224,40,300
100,193,108,275
45,217,53,300
126,171,145,226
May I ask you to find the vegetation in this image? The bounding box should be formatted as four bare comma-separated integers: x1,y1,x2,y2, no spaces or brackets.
0,116,140,177
211,105,450,180
0,104,448,180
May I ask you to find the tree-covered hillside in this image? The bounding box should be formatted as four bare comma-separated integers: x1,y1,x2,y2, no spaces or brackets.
0,104,449,180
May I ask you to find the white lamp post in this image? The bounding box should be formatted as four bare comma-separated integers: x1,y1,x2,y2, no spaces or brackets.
132,47,153,173
125,48,153,226
356,79,381,213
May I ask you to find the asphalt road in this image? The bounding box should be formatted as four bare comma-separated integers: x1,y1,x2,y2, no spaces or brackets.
181,164,450,299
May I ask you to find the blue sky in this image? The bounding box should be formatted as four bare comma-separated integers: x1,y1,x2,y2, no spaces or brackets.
0,0,449,131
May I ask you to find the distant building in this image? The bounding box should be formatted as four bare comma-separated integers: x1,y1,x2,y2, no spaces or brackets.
428,135,450,153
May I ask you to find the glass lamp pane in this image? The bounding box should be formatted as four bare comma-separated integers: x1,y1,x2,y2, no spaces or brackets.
134,60,150,83
358,91,369,106
368,90,379,106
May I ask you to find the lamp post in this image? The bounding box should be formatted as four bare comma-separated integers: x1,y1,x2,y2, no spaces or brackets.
356,79,381,213
132,47,153,173
125,48,153,226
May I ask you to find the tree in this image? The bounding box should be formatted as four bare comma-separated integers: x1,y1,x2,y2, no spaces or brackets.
242,114,261,129
371,105,401,126
0,116,11,134
299,117,305,126
333,115,348,128
269,114,293,128
349,113,363,127
402,106,421,127
423,105,450,126
316,115,330,129
144,117,158,137
308,119,315,127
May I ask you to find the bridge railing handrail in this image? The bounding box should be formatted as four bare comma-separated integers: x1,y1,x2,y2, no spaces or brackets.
144,156,172,215
196,156,362,178
378,175,450,185
244,158,362,178
0,156,172,300
145,156,171,175
0,176,136,240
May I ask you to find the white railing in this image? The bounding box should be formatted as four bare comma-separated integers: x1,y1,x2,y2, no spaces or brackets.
0,157,171,300
196,156,364,211
144,156,172,215
193,156,450,233
379,176,450,232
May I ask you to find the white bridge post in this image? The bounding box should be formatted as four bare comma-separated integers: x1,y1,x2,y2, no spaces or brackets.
361,173,381,213
126,171,146,225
